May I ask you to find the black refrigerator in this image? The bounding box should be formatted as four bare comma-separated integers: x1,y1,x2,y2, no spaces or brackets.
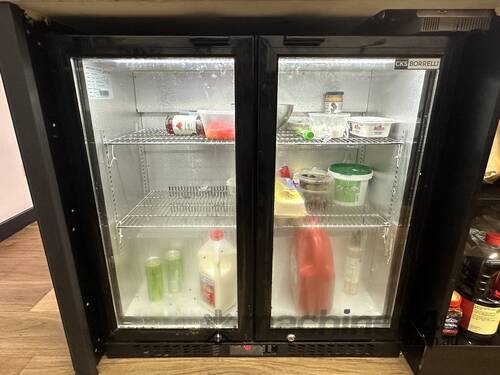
1,4,499,375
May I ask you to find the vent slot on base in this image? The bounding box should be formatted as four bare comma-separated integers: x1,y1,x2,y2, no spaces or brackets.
287,343,376,356
133,343,220,357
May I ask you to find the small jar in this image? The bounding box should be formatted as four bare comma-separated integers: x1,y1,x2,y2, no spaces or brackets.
324,91,344,113
166,113,205,136
442,290,463,336
295,168,332,211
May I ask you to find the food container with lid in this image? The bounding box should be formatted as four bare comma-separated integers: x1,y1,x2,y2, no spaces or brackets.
348,116,394,138
295,168,333,210
198,110,235,140
328,163,373,206
309,113,350,139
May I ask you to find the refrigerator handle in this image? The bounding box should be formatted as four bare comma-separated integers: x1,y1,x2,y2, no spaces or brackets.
189,36,231,46
283,36,325,46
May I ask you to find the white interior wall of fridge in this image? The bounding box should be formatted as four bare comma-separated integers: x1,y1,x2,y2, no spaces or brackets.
271,59,431,328
78,58,238,328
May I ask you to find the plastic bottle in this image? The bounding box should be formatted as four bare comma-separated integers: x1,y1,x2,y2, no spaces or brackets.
344,230,363,295
442,291,463,336
291,225,334,315
198,229,237,313
457,231,500,340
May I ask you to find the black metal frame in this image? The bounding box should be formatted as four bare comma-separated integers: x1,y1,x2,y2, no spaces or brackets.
46,35,256,345
403,20,500,375
0,4,99,374
255,35,460,343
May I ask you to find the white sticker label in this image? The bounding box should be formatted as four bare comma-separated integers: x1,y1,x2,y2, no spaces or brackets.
83,65,113,99
394,58,441,70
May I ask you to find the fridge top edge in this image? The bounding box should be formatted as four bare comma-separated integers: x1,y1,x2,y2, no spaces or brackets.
47,34,452,46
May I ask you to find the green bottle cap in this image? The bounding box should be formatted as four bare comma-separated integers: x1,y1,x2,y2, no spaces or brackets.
302,130,314,141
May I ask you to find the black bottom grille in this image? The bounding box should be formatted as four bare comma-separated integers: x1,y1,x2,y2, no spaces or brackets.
133,344,219,357
287,343,375,356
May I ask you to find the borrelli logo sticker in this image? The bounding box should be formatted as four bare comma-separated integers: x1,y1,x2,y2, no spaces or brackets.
394,58,441,70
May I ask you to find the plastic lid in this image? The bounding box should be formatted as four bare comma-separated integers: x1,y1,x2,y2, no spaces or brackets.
450,290,462,308
210,229,224,241
485,232,500,246
325,91,344,96
328,163,373,176
296,168,332,186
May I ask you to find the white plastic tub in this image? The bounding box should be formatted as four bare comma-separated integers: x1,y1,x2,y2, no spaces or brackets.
348,116,394,138
328,163,373,207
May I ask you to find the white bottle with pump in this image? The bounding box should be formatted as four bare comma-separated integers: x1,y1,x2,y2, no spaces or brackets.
198,229,237,313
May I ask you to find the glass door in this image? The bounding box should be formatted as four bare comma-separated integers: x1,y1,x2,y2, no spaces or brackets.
257,37,444,339
69,37,254,339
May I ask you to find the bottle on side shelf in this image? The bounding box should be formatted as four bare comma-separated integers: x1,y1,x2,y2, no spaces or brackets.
457,231,500,340
442,291,463,337
198,229,237,313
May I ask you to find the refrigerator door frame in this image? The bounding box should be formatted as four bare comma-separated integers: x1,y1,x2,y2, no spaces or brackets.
47,35,256,343
255,35,461,342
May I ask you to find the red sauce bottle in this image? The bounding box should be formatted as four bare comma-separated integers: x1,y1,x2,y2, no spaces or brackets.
442,291,463,336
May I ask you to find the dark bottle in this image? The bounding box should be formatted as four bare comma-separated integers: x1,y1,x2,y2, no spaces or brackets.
457,232,500,340
442,291,463,337
165,113,205,136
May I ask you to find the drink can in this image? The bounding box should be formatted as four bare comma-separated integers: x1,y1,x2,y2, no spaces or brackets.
165,250,183,293
145,257,164,301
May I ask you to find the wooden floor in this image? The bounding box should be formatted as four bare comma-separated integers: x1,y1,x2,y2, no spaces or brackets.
0,223,413,374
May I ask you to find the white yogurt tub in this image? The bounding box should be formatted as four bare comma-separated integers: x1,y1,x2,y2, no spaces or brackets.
348,116,394,138
328,163,373,207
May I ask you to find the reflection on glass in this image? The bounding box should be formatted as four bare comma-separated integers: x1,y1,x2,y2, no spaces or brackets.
271,57,436,329
73,58,238,329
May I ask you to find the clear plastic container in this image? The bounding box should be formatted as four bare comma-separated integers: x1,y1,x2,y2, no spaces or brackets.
198,110,235,140
348,116,394,138
295,168,333,210
309,113,350,138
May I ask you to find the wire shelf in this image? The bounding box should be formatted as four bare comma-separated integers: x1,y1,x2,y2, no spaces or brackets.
105,128,234,145
276,129,403,146
117,186,236,229
275,204,390,229
105,128,402,146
